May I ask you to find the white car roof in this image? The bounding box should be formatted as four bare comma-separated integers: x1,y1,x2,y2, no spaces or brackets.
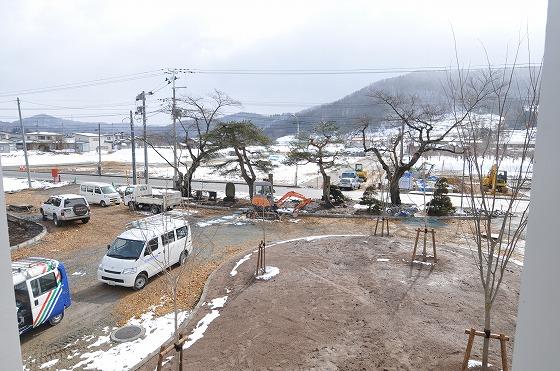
120,214,189,241
52,194,85,199
12,257,59,286
80,182,113,187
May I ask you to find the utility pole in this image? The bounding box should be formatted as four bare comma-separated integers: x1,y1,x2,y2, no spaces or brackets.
97,123,102,176
291,113,300,187
171,69,178,189
136,91,151,184
16,98,32,189
130,110,137,185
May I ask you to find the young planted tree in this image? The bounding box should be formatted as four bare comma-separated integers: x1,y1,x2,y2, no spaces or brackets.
286,121,344,203
205,121,273,199
147,90,240,196
452,54,539,369
426,177,455,216
359,86,489,206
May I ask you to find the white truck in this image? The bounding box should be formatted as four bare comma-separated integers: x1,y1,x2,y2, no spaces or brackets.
123,185,182,214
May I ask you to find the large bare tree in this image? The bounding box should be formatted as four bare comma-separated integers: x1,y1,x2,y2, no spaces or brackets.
148,90,240,196
359,83,490,205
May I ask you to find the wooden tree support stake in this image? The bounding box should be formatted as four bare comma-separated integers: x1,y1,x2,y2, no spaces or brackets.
461,328,510,371
156,332,187,371
256,240,266,276
411,228,437,263
374,217,390,237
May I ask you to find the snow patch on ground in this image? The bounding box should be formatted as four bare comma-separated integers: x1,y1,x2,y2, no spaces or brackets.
64,309,189,370
412,260,434,266
182,310,220,350
376,258,390,262
467,359,496,369
255,266,280,281
3,177,70,192
230,253,252,277
209,295,228,309
196,214,251,228
71,271,86,277
39,359,59,369
353,204,369,210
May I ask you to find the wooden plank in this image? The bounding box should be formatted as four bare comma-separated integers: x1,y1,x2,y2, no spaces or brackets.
500,334,509,371
431,229,437,261
463,329,510,341
462,328,476,371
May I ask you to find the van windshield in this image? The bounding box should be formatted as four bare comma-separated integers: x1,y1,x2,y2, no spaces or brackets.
101,186,117,194
341,173,355,178
107,238,145,260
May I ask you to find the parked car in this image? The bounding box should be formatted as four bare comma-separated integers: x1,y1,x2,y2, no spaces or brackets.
80,182,122,207
40,194,90,227
339,170,362,190
123,184,182,214
97,213,192,290
13,257,71,335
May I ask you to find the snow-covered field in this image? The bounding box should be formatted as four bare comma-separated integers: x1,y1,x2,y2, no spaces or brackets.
2,177,69,192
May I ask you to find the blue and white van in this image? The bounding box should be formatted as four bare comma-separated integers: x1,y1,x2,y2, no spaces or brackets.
13,258,72,335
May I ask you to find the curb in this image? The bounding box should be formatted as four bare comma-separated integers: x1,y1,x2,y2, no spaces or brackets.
9,214,47,250
130,247,253,371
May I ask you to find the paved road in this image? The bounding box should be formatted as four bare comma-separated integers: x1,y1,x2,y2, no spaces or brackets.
3,169,329,199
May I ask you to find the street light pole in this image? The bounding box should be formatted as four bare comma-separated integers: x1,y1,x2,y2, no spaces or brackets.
97,123,102,176
136,91,152,184
128,111,137,185
291,113,300,187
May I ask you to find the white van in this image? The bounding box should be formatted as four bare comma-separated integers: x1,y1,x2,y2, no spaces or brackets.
97,213,192,290
80,182,122,207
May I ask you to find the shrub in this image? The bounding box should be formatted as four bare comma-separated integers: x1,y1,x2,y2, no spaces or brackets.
360,185,382,214
427,177,455,216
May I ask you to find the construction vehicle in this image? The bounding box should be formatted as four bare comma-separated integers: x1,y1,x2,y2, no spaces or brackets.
249,181,312,219
482,165,508,193
355,163,368,181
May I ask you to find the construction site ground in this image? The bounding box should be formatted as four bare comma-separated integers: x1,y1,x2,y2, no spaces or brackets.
6,184,524,370
145,234,521,371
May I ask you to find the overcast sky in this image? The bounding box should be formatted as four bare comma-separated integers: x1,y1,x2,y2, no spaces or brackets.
0,0,548,125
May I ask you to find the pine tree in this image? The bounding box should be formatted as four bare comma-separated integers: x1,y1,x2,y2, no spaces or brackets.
427,177,455,216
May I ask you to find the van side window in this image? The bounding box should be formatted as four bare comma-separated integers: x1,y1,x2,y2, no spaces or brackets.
95,187,101,194
176,226,187,240
30,272,57,298
52,198,61,207
87,186,94,193
145,238,159,255
162,231,175,245
125,187,133,196
81,185,86,191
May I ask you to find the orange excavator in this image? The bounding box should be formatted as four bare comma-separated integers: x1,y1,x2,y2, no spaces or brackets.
250,181,312,219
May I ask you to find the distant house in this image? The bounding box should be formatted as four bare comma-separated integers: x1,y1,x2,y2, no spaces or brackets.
0,141,12,153
74,132,116,153
16,131,66,151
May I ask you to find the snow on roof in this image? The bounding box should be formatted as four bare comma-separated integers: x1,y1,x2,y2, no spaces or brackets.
12,257,59,286
26,131,61,136
54,193,85,199
74,132,98,137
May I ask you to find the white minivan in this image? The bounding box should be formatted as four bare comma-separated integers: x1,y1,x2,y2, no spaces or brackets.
97,213,192,290
80,182,122,207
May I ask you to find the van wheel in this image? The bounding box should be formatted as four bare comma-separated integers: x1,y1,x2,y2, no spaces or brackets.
179,251,188,266
133,273,148,290
48,311,64,326
150,205,160,214
82,217,90,224
128,201,135,211
40,209,47,221
100,200,107,207
53,214,62,227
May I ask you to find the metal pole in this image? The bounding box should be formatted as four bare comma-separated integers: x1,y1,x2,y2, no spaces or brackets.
291,113,300,187
172,70,178,189
142,91,149,184
16,98,32,189
97,123,102,176
130,110,137,185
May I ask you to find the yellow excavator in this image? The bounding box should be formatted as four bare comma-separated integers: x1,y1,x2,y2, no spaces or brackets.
355,163,368,182
482,165,508,193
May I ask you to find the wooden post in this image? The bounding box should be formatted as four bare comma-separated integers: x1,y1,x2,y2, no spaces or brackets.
156,345,165,371
412,229,420,261
386,218,390,236
461,328,476,371
374,218,379,235
500,334,509,371
422,228,428,262
431,229,437,262
381,217,385,236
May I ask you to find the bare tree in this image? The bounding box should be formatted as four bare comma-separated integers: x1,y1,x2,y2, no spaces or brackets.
359,83,490,205
286,121,344,203
452,50,540,369
147,90,240,196
205,121,273,199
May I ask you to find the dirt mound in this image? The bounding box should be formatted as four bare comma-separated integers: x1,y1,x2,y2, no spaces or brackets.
8,214,44,247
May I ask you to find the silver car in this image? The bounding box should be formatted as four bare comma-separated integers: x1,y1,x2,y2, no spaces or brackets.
40,194,91,227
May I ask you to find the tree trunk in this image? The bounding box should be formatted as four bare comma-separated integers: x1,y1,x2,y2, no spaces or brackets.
389,176,402,205
482,298,492,370
183,162,198,197
247,179,255,199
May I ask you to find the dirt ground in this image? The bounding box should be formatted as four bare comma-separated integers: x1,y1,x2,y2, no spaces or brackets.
146,234,521,371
